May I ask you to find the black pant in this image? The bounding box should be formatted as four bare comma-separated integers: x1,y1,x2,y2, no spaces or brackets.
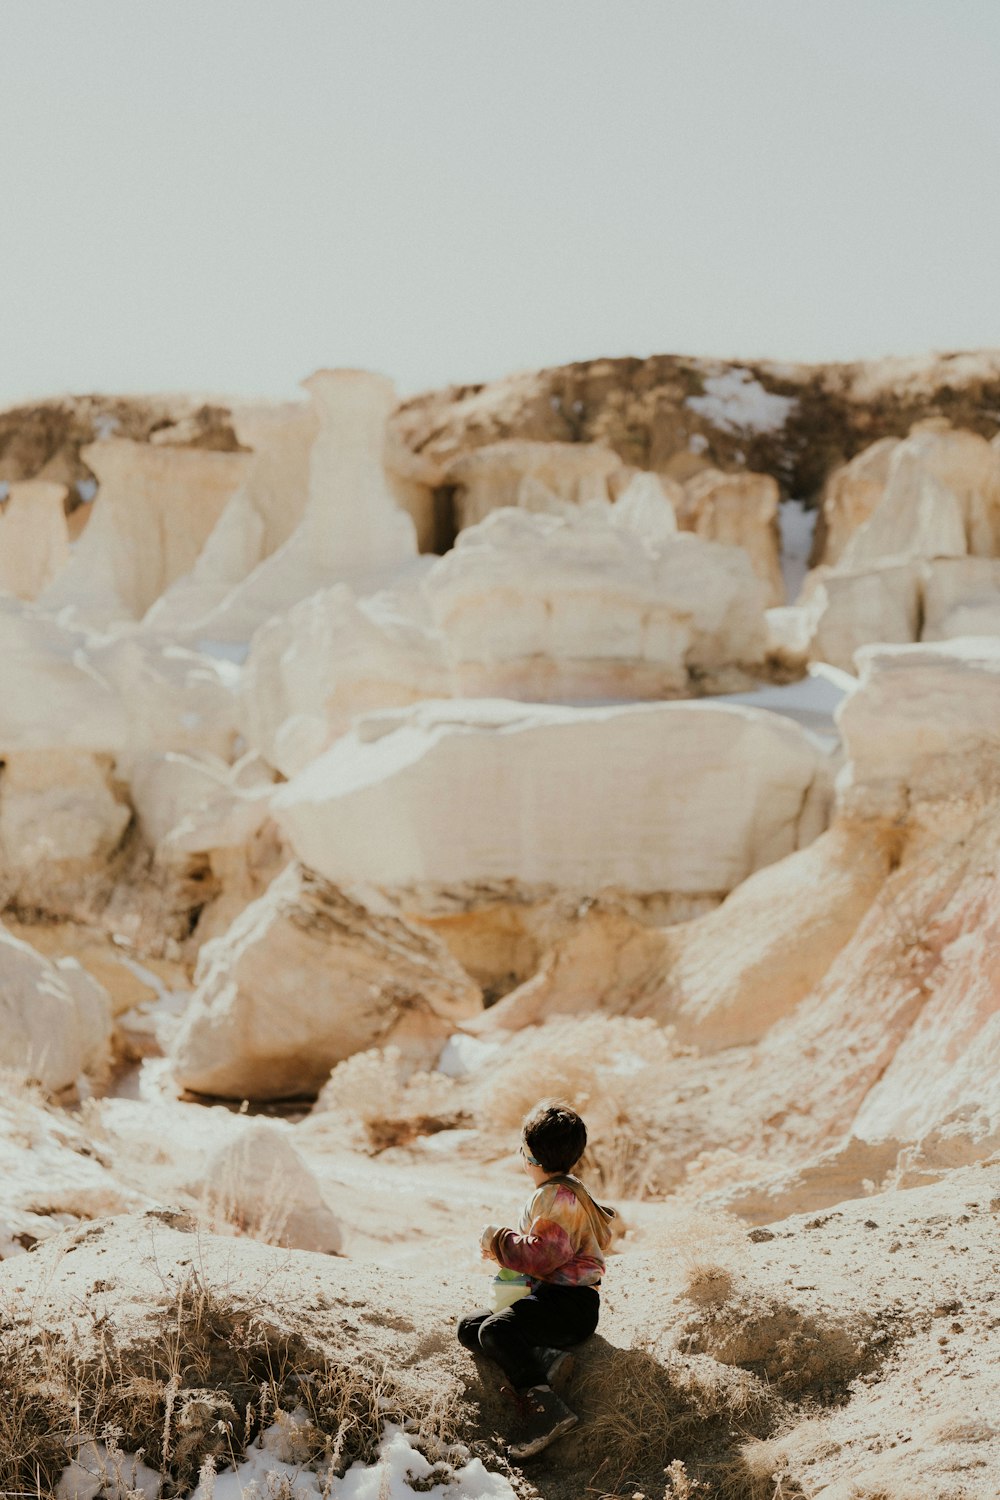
457,1282,600,1392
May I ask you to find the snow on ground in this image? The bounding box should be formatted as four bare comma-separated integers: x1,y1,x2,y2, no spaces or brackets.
779,498,817,602
686,367,797,434
717,663,854,749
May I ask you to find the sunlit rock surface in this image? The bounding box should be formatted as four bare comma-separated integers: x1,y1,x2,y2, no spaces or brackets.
273,698,831,901
0,480,70,599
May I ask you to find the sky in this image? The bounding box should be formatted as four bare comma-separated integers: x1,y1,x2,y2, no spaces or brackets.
2,0,999,406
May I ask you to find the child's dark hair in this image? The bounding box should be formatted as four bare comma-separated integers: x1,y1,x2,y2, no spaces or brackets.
522,1100,587,1174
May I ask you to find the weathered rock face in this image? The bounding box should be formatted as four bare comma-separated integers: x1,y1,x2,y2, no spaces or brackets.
180,369,420,644
239,584,447,778
421,506,769,700
803,561,923,672
816,435,900,565
143,401,318,636
0,924,112,1092
677,468,784,605
273,698,831,904
837,638,1000,821
0,752,131,910
200,1120,343,1253
391,351,1000,502
170,863,481,1100
0,481,70,599
444,438,630,529
39,439,251,625
921,556,1000,639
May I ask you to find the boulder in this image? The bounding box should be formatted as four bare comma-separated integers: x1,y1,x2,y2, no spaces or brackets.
200,1120,343,1253
0,596,127,754
817,436,900,566
0,924,112,1092
0,481,70,599
921,556,1000,640
444,439,630,529
805,561,922,672
839,447,967,569
273,698,832,903
836,637,1000,820
677,468,784,605
239,583,447,777
421,507,769,700
170,863,481,1100
0,751,131,910
39,439,251,624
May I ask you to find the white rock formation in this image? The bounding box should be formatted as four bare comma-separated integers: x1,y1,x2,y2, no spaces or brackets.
818,436,900,566
921,556,1000,639
677,468,785,605
421,506,769,700
170,863,481,1100
144,401,317,635
839,448,968,569
444,440,629,529
200,1121,343,1253
0,925,112,1092
273,698,831,901
0,481,70,599
0,750,129,874
802,561,922,672
40,439,251,625
185,370,419,643
0,596,127,753
239,583,447,778
837,637,1000,820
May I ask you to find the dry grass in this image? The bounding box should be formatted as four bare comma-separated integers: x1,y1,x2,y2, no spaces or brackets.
0,1268,462,1497
575,1343,776,1496
314,1045,468,1151
474,1015,687,1197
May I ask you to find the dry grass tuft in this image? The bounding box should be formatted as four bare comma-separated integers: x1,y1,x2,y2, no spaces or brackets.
575,1343,775,1495
314,1045,468,1151
0,1269,462,1495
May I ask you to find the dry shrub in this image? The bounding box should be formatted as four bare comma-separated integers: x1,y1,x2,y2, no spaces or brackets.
0,1269,460,1496
575,1344,774,1494
646,1205,749,1308
474,1015,686,1197
314,1046,467,1151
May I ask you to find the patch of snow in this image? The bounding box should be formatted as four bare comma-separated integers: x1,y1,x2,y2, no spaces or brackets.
75,478,98,503
58,1444,161,1499
688,433,709,454
183,1421,516,1499
779,499,818,603
92,413,120,440
437,1033,508,1078
196,637,252,665
686,368,797,435
0,481,9,502
716,665,852,749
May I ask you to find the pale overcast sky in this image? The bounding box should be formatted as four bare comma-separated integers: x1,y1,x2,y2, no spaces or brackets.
2,0,999,405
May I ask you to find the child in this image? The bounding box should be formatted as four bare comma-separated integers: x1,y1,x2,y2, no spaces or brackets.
457,1100,616,1460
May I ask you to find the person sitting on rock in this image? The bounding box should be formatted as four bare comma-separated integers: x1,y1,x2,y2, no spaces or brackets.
457,1099,616,1460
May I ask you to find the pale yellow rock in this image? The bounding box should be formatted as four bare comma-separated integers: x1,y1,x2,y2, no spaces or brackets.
0,923,112,1092
837,637,1000,821
921,556,1000,639
444,439,628,529
40,439,251,624
839,447,967,569
200,1120,343,1253
678,468,784,605
170,863,481,1100
0,481,70,599
818,436,900,565
0,750,130,873
806,561,922,672
273,698,831,902
6,920,186,1018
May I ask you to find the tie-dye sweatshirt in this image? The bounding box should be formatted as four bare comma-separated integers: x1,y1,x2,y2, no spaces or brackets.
486,1175,615,1287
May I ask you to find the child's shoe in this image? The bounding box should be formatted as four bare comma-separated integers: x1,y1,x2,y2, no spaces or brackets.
507,1383,578,1460
532,1345,576,1393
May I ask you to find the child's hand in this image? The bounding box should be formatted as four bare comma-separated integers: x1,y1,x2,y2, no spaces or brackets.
479,1224,501,1259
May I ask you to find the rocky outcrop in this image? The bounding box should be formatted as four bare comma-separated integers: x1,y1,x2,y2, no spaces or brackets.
443,438,631,529
273,698,832,904
39,439,251,625
677,468,784,605
200,1121,343,1253
421,505,770,700
170,863,481,1100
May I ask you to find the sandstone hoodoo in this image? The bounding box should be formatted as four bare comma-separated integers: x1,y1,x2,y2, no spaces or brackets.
1,353,999,1499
